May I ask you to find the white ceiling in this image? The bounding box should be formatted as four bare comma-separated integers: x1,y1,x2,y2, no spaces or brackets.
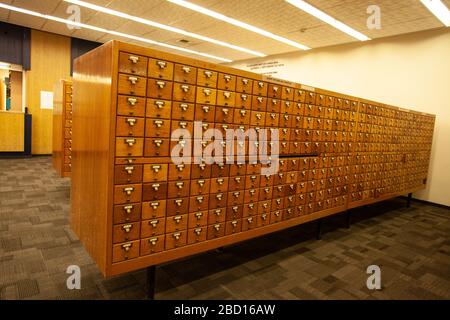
0,0,448,63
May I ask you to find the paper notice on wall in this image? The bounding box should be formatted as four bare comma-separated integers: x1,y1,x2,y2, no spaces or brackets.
40,91,54,110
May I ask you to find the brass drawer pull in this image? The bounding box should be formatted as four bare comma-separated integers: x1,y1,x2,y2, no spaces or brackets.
216,193,223,200
284,114,289,120
181,84,190,92
173,232,181,240
242,79,248,85
182,66,191,73
234,177,241,183
261,213,267,220
273,86,279,93
231,220,238,227
128,55,139,64
122,224,132,233
256,113,262,120
204,70,213,78
173,216,182,224
264,188,270,193
176,164,185,172
247,217,253,223
241,94,247,101
214,224,221,231
123,187,134,195
153,140,162,148
149,220,159,228
176,182,184,189
125,139,136,147
202,106,210,113
151,165,161,173
156,61,166,69
274,211,280,217
156,81,166,89
149,237,158,246
257,96,263,103
248,203,254,209
232,206,238,213
128,76,138,84
179,121,187,129
126,118,136,126
154,120,163,128
123,205,133,214
175,199,183,207
195,212,203,219
155,100,165,108
240,110,246,116
197,180,205,187
233,192,240,198
122,243,132,252
223,91,231,99
262,203,268,209
214,209,222,215
258,81,264,88
127,97,137,106
286,88,291,93
152,183,160,191
125,166,134,174
196,196,204,203
272,99,277,105
180,103,188,111
224,75,231,82
194,228,202,236
150,202,159,210
217,178,224,185
276,199,281,205
249,189,255,195
222,108,229,115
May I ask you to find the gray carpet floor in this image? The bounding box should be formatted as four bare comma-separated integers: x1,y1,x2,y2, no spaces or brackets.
0,156,449,300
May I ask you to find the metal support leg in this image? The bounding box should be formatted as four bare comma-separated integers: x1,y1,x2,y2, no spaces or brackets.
215,247,225,253
346,210,351,229
316,219,322,240
146,265,156,300
406,193,412,208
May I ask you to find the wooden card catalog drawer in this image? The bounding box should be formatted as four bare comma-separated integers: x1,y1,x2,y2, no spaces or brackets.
119,52,148,76
115,137,144,157
174,64,197,84
113,222,140,243
218,73,236,91
253,80,268,96
114,165,143,184
148,58,173,80
113,203,142,224
236,77,253,93
117,95,146,117
118,74,147,96
173,83,196,103
116,116,145,137
144,138,170,157
145,118,171,138
197,69,217,87
141,235,165,255
146,99,172,119
147,79,173,100
112,240,139,263
114,184,142,204
196,87,217,105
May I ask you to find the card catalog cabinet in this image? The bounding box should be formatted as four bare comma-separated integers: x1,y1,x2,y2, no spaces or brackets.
72,41,435,276
52,79,73,177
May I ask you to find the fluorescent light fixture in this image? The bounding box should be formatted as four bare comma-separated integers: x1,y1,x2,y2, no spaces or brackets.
167,0,310,50
420,0,450,27
64,0,265,57
0,62,11,70
0,3,232,62
285,0,371,41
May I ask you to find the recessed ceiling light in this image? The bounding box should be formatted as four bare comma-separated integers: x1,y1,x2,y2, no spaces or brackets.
167,0,310,50
420,0,450,27
64,0,265,57
285,0,371,41
0,3,233,62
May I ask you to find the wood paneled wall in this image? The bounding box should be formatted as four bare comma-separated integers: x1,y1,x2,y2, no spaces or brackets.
25,30,71,154
0,111,24,152
10,71,22,112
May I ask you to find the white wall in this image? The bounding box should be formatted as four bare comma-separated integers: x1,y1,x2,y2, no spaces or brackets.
230,28,450,206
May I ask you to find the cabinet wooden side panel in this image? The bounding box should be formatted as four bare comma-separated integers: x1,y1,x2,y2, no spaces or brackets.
52,80,64,176
71,42,114,275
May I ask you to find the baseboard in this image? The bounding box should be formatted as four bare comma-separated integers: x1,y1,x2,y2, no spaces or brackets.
399,196,450,210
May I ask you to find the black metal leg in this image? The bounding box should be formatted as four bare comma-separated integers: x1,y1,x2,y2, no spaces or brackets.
215,247,225,253
316,219,322,240
346,210,351,229
146,265,156,300
407,193,412,208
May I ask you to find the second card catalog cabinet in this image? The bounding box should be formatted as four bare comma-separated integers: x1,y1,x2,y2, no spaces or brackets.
72,41,435,277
